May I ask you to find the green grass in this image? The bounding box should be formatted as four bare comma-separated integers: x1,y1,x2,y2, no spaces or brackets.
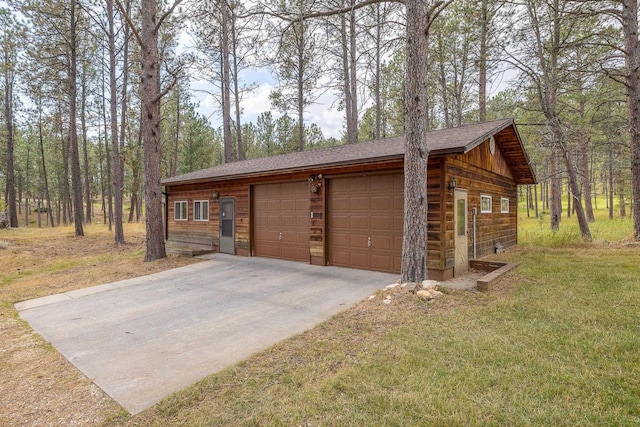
518,202,634,246
112,210,640,426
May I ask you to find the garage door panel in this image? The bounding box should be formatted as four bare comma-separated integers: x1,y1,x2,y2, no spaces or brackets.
371,235,392,250
280,214,296,227
371,196,393,211
328,173,403,273
394,236,404,251
254,182,309,262
331,197,349,211
331,232,348,247
371,174,394,190
332,215,349,229
370,254,392,271
296,231,309,245
349,196,370,211
348,177,370,192
349,252,370,268
349,233,368,248
370,215,392,230
349,215,369,230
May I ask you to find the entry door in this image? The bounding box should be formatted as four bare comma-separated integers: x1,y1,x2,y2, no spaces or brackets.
219,198,235,254
454,189,469,276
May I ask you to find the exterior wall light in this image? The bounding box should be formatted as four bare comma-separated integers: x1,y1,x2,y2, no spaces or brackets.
448,177,457,190
212,191,219,199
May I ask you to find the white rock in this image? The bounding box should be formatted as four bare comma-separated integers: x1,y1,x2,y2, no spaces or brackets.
416,290,433,301
385,283,400,290
421,280,440,290
383,298,392,305
368,295,376,300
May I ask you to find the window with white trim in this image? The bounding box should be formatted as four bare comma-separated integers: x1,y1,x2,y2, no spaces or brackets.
480,195,492,213
501,197,509,213
174,201,188,220
194,200,209,221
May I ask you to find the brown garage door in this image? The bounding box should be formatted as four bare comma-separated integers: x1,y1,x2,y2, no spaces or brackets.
328,173,404,273
253,181,309,262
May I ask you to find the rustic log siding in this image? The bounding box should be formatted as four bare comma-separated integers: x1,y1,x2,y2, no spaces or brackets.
445,139,518,266
166,181,250,255
426,157,446,271
309,176,325,265
165,138,521,278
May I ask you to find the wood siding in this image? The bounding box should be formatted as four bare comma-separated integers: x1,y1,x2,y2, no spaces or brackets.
444,138,518,269
166,180,250,256
165,138,520,280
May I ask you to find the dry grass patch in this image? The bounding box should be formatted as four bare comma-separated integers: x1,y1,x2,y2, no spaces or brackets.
0,224,197,427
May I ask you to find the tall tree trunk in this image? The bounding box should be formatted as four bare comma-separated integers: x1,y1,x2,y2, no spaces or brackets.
347,5,359,144
172,87,180,175
401,0,447,283
69,0,84,236
550,146,561,231
108,0,124,244
374,4,382,139
58,99,70,226
609,141,614,219
140,0,168,261
231,12,245,161
622,0,640,240
340,14,354,143
221,0,234,162
297,25,305,151
101,50,113,231
553,120,592,241
3,46,18,228
81,56,91,223
37,98,55,227
478,0,488,122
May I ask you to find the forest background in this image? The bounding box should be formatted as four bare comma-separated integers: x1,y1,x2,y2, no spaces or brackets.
0,0,637,245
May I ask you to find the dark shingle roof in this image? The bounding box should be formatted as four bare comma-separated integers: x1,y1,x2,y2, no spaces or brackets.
163,118,534,185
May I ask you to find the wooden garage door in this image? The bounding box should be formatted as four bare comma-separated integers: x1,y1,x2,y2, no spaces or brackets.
253,181,309,262
328,173,404,273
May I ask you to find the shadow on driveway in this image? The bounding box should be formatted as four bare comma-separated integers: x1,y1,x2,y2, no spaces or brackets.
16,255,397,414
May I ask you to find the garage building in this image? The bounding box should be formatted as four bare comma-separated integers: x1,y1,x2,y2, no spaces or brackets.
161,119,535,280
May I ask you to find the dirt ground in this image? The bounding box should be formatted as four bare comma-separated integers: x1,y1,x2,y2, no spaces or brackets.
0,224,197,426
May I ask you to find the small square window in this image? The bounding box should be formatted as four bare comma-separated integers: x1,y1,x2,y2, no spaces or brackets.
480,195,492,213
501,197,509,213
194,200,209,221
174,201,188,220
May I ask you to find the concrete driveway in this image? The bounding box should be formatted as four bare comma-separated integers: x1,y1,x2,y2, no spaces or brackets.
15,255,397,415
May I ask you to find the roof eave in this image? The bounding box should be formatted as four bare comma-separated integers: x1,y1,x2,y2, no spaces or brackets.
163,153,405,187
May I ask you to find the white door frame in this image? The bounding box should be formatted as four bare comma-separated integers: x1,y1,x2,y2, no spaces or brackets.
454,189,469,276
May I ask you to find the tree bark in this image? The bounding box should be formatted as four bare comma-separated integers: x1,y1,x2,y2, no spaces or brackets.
550,146,561,230
622,0,640,240
140,0,168,261
3,41,18,228
69,0,84,236
221,0,234,162
401,0,434,283
478,0,488,122
81,56,92,223
108,0,125,244
37,98,55,227
231,12,245,160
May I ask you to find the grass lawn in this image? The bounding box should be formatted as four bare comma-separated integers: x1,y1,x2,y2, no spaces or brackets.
106,210,640,426
1,209,638,426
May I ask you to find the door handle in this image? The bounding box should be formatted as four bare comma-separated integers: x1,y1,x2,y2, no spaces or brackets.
367,237,372,248
279,232,282,241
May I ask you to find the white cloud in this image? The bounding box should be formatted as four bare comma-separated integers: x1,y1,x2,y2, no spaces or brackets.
192,77,346,140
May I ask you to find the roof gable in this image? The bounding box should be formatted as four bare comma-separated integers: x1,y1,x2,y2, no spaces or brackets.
163,118,535,186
